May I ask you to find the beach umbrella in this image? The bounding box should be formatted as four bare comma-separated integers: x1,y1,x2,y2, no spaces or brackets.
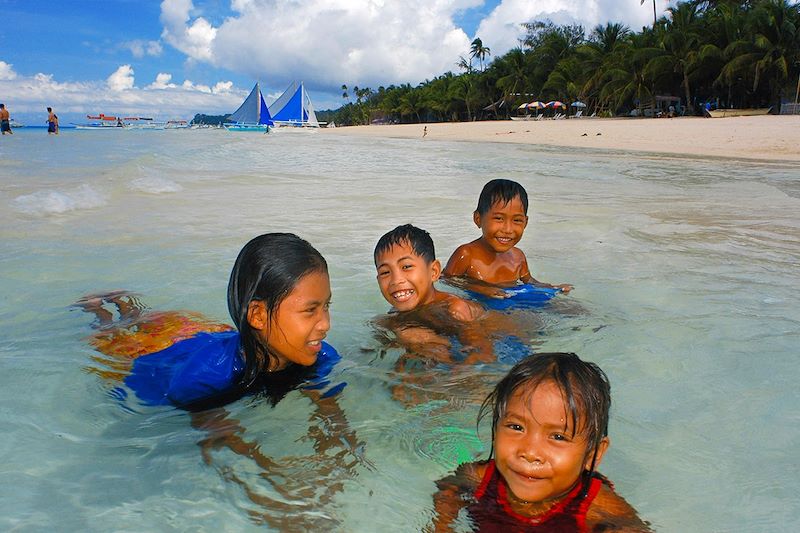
571,101,587,108
527,101,545,109
517,103,529,110
546,101,566,108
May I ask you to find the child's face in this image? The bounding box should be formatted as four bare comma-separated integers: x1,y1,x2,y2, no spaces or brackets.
473,196,528,253
375,241,440,312
494,380,608,507
253,270,332,371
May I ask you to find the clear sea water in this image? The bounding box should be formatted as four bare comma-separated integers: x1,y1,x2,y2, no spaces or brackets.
0,127,798,532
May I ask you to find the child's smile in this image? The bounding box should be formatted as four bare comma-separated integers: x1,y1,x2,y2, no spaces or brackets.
474,197,528,253
494,380,607,513
375,241,440,312
262,270,332,370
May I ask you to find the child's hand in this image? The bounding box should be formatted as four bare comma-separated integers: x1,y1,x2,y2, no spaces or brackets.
556,283,573,294
491,287,510,299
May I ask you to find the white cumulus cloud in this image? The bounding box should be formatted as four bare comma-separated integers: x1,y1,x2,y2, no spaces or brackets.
0,60,18,80
124,39,164,58
160,0,478,90
0,64,244,118
160,0,217,62
107,64,135,91
148,72,177,89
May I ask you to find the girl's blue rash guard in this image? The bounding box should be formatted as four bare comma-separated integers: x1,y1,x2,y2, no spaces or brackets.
122,330,342,408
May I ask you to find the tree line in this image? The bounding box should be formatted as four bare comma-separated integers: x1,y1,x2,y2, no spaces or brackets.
318,0,800,125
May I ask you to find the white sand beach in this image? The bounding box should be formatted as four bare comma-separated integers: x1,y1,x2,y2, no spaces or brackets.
325,115,800,162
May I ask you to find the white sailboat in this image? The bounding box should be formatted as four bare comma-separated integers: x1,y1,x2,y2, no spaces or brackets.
269,81,323,128
224,82,273,132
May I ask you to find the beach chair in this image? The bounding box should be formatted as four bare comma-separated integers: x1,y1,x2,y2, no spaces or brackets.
574,110,583,118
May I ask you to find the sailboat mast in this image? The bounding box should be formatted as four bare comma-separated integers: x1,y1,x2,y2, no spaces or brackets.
256,82,261,123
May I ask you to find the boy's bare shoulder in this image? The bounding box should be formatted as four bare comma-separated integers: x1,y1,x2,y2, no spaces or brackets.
444,293,485,322
586,482,651,532
444,241,482,273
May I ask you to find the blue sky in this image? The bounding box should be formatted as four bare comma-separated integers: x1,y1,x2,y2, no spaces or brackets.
0,0,670,124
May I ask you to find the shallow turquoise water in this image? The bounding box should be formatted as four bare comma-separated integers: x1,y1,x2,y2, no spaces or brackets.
1,127,798,531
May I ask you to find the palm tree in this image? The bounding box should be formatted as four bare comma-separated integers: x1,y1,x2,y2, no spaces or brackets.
400,92,424,123
645,2,704,113
341,84,349,101
470,38,491,71
600,30,662,114
494,48,531,107
457,55,473,74
577,23,632,105
719,0,800,107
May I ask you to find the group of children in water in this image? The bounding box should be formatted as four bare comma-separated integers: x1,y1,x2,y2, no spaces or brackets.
77,179,649,531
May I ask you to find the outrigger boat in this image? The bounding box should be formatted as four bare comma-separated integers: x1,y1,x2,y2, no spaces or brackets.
74,114,160,129
224,83,273,132
74,114,128,129
707,108,771,118
269,81,323,128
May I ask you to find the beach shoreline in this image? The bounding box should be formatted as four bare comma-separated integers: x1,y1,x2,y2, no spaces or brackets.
324,115,800,163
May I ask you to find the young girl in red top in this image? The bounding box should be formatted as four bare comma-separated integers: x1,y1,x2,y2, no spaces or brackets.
430,352,650,532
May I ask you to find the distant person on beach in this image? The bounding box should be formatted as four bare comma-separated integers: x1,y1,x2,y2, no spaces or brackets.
46,107,59,134
116,117,123,127
0,104,12,134
429,352,650,532
423,125,428,137
75,233,343,410
443,179,572,299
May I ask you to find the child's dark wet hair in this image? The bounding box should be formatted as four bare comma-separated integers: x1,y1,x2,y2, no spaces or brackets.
227,233,327,384
374,224,436,265
476,179,529,216
479,352,610,469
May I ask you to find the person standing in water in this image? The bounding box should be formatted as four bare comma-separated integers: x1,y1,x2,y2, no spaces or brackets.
46,107,59,134
0,104,12,134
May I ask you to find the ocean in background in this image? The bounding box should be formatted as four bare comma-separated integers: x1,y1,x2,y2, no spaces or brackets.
1,127,798,531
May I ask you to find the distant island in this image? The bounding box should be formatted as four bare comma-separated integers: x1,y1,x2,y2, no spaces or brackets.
191,113,230,126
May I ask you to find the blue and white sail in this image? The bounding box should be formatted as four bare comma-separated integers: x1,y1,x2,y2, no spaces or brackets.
269,81,320,127
225,82,273,131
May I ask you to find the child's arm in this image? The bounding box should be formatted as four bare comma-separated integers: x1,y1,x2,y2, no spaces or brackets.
586,483,652,532
428,462,484,533
194,395,369,529
442,244,471,278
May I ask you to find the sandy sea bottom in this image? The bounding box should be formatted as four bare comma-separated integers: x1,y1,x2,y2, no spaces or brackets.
0,128,798,531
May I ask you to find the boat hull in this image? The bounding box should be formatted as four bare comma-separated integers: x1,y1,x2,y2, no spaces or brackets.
708,108,771,118
223,123,270,132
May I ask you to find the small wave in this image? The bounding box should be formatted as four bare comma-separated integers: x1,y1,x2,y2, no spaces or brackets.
129,176,183,194
12,184,107,215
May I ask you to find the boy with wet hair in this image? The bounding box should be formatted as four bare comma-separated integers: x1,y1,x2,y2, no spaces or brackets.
374,224,482,322
374,224,521,368
443,179,572,298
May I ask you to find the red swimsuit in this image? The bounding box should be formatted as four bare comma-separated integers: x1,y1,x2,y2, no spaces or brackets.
467,460,605,532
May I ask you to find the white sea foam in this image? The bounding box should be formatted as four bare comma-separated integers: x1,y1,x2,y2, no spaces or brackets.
11,184,107,215
129,176,183,194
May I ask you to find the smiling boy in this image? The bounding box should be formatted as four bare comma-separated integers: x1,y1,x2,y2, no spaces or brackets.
375,224,482,322
373,224,502,366
443,179,572,298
